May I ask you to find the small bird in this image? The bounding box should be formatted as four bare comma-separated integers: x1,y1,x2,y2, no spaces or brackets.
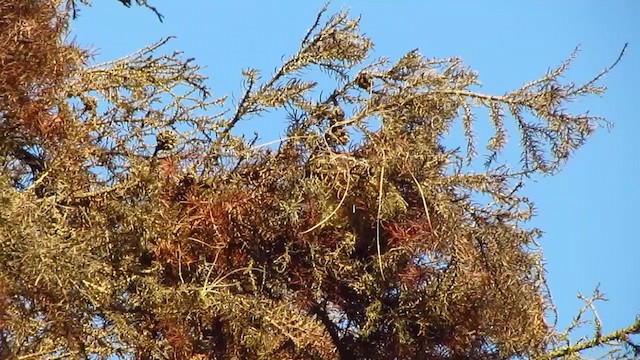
355,71,374,91
325,106,349,146
152,130,178,158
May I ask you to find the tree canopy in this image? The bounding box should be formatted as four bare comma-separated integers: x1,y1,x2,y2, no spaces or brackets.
0,1,638,359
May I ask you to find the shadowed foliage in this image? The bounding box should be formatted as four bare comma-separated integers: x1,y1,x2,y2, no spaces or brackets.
1,1,638,359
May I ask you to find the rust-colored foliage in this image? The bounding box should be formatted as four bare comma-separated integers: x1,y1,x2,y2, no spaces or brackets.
0,1,638,360
1,1,80,140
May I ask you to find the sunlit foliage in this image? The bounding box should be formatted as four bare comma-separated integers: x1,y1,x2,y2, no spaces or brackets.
1,1,637,359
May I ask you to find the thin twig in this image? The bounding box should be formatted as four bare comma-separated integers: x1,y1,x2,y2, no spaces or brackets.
375,165,385,280
539,318,640,360
300,169,351,234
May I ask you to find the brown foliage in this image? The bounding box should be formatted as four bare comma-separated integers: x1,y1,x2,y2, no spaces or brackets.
0,1,638,360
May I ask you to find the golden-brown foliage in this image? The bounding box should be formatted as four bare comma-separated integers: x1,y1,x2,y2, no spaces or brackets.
1,2,638,359
1,0,85,189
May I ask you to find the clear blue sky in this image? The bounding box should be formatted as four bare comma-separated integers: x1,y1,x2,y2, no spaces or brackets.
71,1,639,338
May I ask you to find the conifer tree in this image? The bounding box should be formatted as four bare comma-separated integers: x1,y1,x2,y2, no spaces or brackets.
1,1,638,359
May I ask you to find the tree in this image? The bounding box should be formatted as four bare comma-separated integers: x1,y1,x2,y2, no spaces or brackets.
1,1,638,359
